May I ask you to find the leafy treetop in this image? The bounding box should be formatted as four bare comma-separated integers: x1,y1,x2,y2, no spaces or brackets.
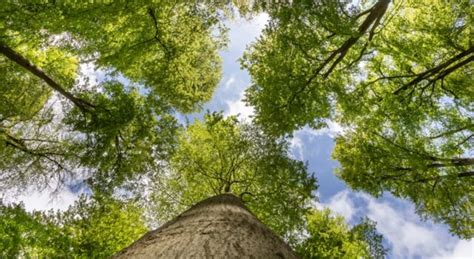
242,0,473,238
145,112,316,242
0,1,229,192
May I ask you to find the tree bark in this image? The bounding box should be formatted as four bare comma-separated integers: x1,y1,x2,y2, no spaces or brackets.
114,194,297,259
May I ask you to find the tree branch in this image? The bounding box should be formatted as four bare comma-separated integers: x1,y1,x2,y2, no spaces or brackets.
2,131,70,174
393,46,474,95
284,0,391,109
147,7,171,56
322,0,391,78
0,42,95,112
429,124,473,139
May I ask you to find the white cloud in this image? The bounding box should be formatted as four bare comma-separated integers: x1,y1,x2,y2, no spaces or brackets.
323,120,344,137
3,186,80,212
225,87,254,121
293,121,344,139
218,14,269,120
365,197,448,258
290,135,305,161
289,127,324,161
288,124,343,161
436,240,474,259
319,190,473,258
224,75,236,89
323,191,356,221
77,62,101,90
226,13,269,54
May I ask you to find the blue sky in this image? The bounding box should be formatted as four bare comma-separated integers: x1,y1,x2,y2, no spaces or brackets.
9,13,472,259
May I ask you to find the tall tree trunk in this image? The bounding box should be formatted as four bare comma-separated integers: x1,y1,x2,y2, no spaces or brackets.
114,194,297,258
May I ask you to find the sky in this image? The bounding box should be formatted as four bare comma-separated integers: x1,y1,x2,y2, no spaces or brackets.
8,13,472,259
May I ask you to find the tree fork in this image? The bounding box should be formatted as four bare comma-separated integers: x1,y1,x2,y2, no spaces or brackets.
393,46,474,95
285,0,391,108
322,0,391,77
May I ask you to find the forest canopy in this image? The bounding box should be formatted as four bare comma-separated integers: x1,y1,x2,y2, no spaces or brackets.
243,0,473,238
0,0,472,257
0,1,228,192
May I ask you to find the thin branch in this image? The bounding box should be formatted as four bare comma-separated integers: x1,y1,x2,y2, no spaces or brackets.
393,46,474,95
455,134,473,148
322,0,391,78
383,171,473,185
147,7,171,56
354,5,374,20
283,0,391,109
429,125,473,139
3,133,70,174
375,132,438,161
364,74,419,86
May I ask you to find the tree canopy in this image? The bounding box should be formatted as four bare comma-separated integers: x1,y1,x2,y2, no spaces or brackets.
0,196,147,258
145,112,316,241
0,1,229,192
296,209,387,259
4,0,471,257
242,0,473,238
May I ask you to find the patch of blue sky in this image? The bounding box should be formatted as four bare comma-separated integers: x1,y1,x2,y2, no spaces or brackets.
174,13,268,124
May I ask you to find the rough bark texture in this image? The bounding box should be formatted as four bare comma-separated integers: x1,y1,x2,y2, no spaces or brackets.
114,194,298,259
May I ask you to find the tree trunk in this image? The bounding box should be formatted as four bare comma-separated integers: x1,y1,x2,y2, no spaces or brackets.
114,194,297,258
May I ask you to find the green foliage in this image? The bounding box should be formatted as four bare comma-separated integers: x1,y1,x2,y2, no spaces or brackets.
296,209,387,259
0,196,147,258
333,124,474,238
65,82,178,192
351,218,387,259
0,1,228,191
56,195,148,258
1,1,226,112
1,0,459,255
148,112,316,240
242,0,372,135
51,2,225,112
0,202,61,258
242,0,473,237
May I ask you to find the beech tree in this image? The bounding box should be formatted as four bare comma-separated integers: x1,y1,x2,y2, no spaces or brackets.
0,1,228,191
128,112,387,257
145,112,316,241
115,194,300,258
242,0,473,237
0,1,413,256
2,194,386,258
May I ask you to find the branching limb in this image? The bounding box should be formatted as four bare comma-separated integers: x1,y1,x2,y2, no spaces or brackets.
2,131,70,174
0,42,95,112
429,124,473,139
284,0,391,109
393,46,474,95
147,7,171,56
322,0,391,77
